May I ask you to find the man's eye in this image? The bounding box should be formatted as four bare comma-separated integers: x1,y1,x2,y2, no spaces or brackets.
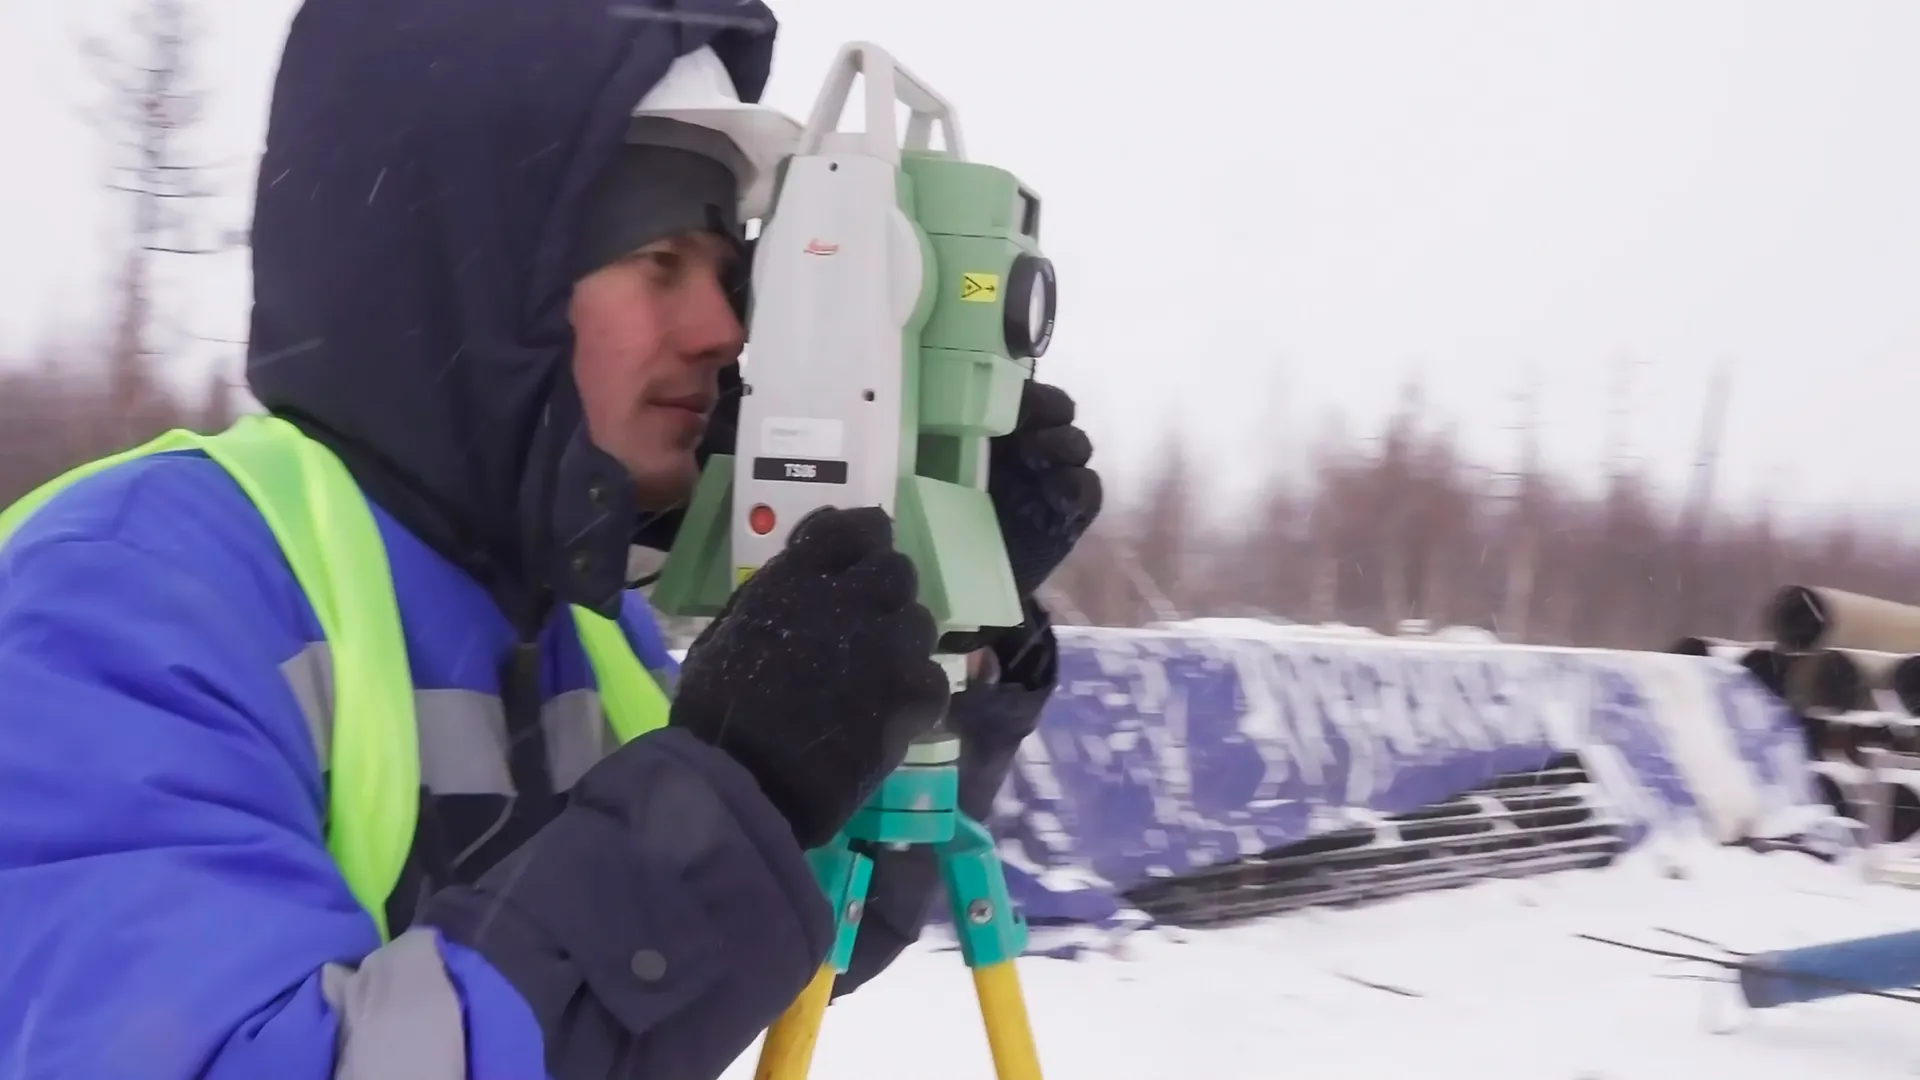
642,248,683,276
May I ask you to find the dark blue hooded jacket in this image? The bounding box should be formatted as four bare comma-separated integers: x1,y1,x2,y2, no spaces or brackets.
0,1,1050,1076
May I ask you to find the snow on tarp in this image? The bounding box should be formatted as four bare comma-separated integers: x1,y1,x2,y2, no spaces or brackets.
987,622,1816,943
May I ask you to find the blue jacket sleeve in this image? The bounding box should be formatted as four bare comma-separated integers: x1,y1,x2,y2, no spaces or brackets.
0,467,544,1080
408,591,834,1080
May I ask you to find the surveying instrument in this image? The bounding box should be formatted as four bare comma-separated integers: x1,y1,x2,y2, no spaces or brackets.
649,41,1057,1080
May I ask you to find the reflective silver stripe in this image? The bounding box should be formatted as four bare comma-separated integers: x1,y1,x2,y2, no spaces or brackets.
280,643,335,767
542,688,614,791
279,643,617,795
320,927,465,1080
416,690,514,794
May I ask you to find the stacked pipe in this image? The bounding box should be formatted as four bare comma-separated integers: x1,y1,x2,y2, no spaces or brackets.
1670,587,1920,842
1665,634,1796,702
1670,588,1920,1010
1764,586,1920,714
1671,588,1920,708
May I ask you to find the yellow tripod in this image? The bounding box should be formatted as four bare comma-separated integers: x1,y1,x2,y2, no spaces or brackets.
754,727,1043,1080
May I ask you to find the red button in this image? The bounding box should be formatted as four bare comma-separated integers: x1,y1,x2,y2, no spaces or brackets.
747,503,776,536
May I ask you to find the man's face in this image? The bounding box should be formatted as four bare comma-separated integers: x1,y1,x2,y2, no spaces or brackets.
569,231,743,509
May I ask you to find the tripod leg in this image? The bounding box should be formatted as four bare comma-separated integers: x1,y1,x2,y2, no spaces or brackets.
754,966,836,1080
940,813,1042,1080
753,841,872,1080
972,961,1042,1080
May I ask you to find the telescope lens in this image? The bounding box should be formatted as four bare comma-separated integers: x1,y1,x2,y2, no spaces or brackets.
1002,253,1056,360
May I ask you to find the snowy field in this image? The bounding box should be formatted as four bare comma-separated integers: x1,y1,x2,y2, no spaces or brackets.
723,843,1920,1079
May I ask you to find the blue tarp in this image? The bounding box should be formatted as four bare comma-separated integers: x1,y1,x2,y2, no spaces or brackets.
984,627,1814,942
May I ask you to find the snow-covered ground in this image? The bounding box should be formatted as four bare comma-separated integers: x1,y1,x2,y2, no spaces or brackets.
724,843,1920,1079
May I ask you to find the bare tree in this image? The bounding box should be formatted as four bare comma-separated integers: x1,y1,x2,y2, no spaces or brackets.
1049,366,1920,648
1131,424,1198,617
79,0,241,448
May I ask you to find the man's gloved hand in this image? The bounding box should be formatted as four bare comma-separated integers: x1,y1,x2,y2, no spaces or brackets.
988,380,1103,598
669,506,952,850
937,379,1103,682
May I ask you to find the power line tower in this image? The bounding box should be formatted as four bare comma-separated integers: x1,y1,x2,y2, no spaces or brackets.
1669,359,1734,639
1491,364,1541,503
1603,351,1647,493
1496,365,1541,641
1590,351,1648,647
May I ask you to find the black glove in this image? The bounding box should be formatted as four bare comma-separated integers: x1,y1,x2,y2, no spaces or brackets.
988,380,1102,598
669,506,952,850
936,381,1101,681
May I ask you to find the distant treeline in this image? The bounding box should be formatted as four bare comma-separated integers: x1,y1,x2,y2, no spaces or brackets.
2,350,1910,649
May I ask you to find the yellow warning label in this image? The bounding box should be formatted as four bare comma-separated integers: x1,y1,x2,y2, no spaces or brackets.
735,566,756,587
959,272,999,302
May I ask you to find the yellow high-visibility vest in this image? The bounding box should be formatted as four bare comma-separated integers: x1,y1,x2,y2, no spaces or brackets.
0,414,671,939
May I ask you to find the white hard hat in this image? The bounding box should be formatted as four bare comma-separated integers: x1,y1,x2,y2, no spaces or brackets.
634,46,801,221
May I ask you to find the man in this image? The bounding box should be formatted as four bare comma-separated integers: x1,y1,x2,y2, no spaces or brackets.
0,1,1100,1078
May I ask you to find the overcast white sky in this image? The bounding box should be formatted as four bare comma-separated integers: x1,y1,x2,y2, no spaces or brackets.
2,1,1919,523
